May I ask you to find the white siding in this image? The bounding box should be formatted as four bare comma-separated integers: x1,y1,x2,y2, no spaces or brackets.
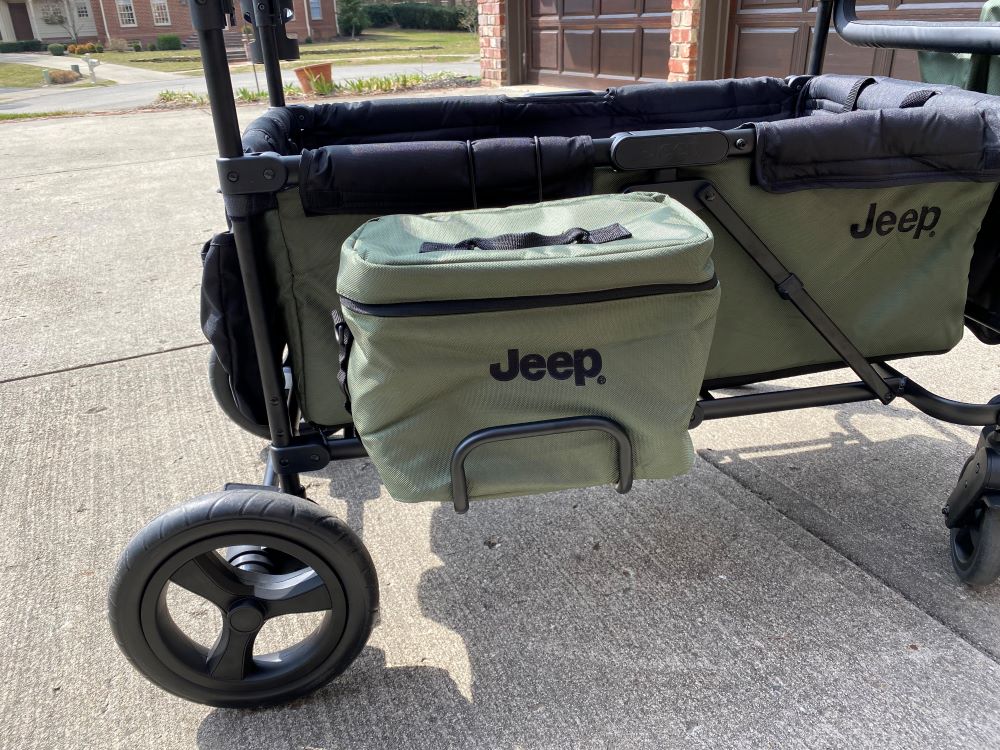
30,0,97,39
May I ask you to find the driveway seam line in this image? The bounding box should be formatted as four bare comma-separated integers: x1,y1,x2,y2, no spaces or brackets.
0,341,208,385
698,449,1000,668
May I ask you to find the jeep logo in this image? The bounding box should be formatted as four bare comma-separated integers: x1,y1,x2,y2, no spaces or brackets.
851,203,941,240
489,348,603,386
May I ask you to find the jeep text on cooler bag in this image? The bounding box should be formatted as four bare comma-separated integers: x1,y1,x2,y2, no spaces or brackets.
335,193,721,504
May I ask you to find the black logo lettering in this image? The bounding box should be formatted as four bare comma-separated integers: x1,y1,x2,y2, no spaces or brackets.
851,202,940,240
489,348,604,386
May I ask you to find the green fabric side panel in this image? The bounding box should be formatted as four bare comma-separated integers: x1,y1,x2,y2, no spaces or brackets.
345,289,720,503
919,0,1000,95
681,160,994,381
263,193,369,427
338,193,714,304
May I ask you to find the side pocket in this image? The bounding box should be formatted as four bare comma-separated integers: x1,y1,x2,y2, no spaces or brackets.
200,232,272,425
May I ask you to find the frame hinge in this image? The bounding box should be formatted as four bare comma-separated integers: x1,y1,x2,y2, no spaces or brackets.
269,433,331,474
217,153,288,195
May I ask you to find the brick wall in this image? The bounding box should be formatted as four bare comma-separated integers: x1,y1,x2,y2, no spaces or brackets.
668,0,700,82
478,0,507,86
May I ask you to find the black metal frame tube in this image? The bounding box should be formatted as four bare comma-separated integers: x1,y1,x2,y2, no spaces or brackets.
256,23,286,107
808,0,834,76
197,25,302,495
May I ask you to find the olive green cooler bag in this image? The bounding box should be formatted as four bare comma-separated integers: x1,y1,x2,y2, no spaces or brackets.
336,193,721,503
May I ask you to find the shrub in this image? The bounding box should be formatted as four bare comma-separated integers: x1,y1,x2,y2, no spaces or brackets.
48,43,65,56
303,36,313,44
85,42,96,52
106,37,130,52
95,44,104,52
338,0,369,38
131,41,142,52
365,3,395,27
157,34,181,51
1,39,42,53
391,3,462,31
147,43,157,51
48,69,82,84
457,3,477,32
66,44,77,54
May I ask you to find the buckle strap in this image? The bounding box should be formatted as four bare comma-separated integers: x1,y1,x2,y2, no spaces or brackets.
419,223,632,254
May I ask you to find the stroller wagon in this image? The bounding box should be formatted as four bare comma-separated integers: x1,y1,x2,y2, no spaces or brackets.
110,0,1000,707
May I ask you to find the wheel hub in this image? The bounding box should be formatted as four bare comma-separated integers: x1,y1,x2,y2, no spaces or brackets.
228,600,266,633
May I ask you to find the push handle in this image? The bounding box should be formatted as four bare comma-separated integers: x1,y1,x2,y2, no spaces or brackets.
419,224,631,253
834,0,1000,55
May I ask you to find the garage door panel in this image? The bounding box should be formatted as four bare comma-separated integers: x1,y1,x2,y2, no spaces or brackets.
599,29,638,78
728,0,984,79
733,26,801,78
531,29,559,72
564,30,596,73
525,0,670,85
811,31,877,75
600,0,640,15
563,0,597,15
641,27,670,80
530,0,558,18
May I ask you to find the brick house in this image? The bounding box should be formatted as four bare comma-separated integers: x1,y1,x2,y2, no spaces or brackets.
477,0,985,89
0,0,339,47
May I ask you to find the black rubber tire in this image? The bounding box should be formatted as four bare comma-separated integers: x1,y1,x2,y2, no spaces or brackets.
207,349,271,439
109,490,379,707
950,501,1000,588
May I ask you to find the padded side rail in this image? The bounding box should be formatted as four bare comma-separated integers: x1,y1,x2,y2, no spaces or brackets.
834,0,1000,54
450,416,634,514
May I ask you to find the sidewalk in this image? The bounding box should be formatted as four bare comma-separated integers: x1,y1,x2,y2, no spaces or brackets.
1,51,183,84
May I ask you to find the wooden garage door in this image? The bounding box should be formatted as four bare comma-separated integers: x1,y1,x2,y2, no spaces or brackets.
526,0,671,86
727,0,985,80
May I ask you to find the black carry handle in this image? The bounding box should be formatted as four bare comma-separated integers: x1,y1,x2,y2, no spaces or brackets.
419,223,631,253
834,0,1000,54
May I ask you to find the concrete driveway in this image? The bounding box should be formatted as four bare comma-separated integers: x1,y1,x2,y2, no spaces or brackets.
2,105,1000,750
0,60,479,113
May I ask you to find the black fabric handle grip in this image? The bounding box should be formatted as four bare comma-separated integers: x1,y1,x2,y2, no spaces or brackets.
419,223,631,253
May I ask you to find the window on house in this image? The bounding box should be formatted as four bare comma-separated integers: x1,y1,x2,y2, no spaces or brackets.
117,0,136,26
151,0,170,24
309,0,322,20
76,1,90,18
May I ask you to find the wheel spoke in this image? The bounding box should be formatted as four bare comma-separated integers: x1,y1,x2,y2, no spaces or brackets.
207,624,258,681
170,553,252,610
258,569,333,618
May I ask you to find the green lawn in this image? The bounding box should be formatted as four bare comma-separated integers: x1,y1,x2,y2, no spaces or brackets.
84,30,478,74
0,62,48,88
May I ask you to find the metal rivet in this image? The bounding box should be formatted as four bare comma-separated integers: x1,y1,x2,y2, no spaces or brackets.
279,458,289,467
310,454,320,462
262,168,275,180
227,171,239,182
735,138,748,150
703,189,716,201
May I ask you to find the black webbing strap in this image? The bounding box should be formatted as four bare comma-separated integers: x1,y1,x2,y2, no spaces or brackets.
419,223,631,253
842,76,876,113
331,308,353,414
899,89,938,109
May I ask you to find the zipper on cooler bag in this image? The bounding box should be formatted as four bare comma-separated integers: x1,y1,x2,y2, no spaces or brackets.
339,277,719,318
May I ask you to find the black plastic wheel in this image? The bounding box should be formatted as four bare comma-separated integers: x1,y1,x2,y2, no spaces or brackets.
109,490,379,707
207,349,271,439
950,500,1000,588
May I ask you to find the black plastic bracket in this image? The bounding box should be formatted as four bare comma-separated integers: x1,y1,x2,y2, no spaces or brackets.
944,427,1000,528
609,127,754,171
449,416,634,514
269,432,331,474
189,0,236,31
217,153,288,195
